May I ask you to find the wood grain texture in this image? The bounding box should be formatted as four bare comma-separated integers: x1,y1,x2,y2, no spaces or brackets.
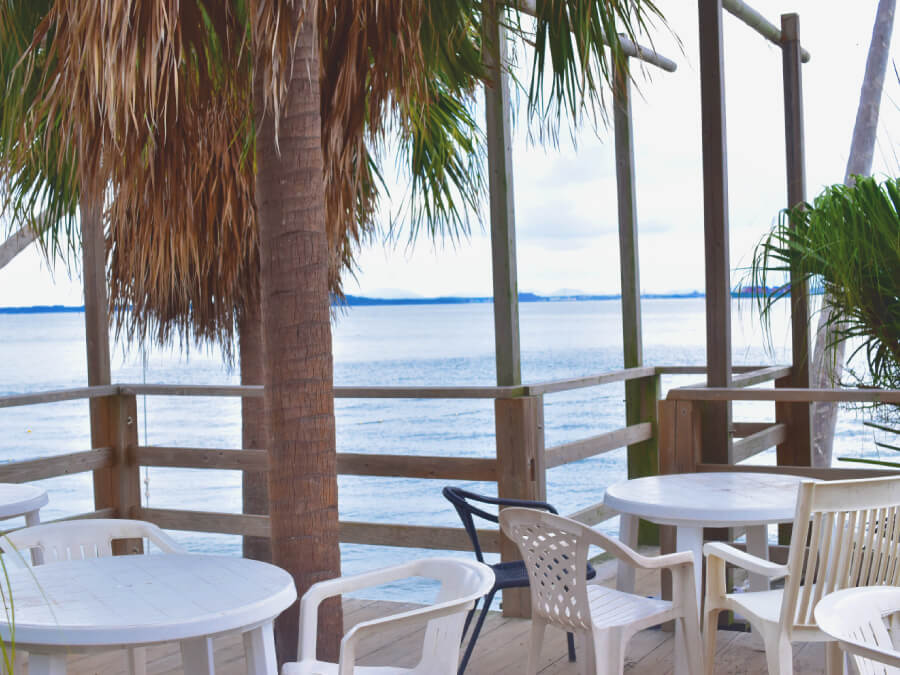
545,423,653,468
133,447,269,472
0,448,114,483
495,396,545,617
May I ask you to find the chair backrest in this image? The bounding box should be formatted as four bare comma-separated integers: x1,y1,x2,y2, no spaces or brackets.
781,476,900,631
815,586,900,675
441,486,557,563
1,519,183,566
499,507,594,631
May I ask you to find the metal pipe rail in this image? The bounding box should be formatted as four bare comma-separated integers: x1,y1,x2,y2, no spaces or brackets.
514,0,678,72
723,0,811,62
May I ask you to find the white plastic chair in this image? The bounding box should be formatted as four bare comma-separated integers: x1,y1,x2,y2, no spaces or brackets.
499,507,702,675
815,586,900,675
1,518,183,565
282,557,494,675
704,475,900,675
1,519,184,675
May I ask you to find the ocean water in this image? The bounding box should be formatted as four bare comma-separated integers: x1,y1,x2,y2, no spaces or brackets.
0,298,883,585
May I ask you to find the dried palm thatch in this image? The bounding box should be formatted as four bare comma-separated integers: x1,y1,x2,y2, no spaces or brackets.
2,0,664,355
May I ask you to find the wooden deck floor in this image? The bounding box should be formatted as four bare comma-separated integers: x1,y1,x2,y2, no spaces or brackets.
22,559,825,674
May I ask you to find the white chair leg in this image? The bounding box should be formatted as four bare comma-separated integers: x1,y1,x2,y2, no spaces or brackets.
824,641,843,675
26,652,67,675
675,613,704,675
244,623,277,675
702,608,720,675
180,637,215,675
589,628,623,675
526,618,547,675
761,630,793,675
127,646,147,675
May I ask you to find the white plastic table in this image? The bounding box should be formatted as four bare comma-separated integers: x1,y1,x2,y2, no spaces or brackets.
2,553,296,674
604,472,812,603
0,483,47,526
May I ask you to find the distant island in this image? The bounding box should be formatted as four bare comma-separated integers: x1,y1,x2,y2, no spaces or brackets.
1,286,821,313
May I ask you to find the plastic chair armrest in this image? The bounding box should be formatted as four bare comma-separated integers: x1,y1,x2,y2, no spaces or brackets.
298,561,432,658
339,595,475,673
581,526,693,571
703,542,789,579
147,529,185,554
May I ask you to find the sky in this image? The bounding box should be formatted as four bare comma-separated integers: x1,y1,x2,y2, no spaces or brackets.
1,0,899,306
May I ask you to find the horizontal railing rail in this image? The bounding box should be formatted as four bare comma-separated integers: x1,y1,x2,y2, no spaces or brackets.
0,364,800,550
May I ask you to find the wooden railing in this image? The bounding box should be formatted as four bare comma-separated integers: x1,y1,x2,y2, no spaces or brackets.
0,363,815,617
0,364,788,541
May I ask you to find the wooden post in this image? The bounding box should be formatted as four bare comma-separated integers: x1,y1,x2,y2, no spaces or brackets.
94,393,143,553
80,200,116,515
657,399,700,609
496,395,545,617
614,54,660,545
777,13,813,470
483,0,521,388
697,0,733,464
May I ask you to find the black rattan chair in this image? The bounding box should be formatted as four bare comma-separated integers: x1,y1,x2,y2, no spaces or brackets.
442,486,596,674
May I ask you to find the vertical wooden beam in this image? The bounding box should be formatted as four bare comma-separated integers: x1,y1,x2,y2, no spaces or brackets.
778,13,813,469
496,395,545,617
483,0,521,387
613,58,660,543
614,59,642,374
80,200,115,514
115,394,142,553
698,0,733,463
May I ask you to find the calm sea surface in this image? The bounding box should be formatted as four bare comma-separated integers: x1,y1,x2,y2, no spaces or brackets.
0,299,880,588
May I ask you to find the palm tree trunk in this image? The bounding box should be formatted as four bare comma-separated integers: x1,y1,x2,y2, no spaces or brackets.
811,0,895,466
240,300,271,562
254,8,342,665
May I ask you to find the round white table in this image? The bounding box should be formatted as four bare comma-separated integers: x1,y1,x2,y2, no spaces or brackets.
0,483,47,526
604,472,813,602
3,553,296,674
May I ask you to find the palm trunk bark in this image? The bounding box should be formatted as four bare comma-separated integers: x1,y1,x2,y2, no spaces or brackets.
254,7,342,665
240,300,271,562
811,0,895,466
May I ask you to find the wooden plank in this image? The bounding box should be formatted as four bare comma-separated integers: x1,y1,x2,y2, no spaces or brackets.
695,463,900,479
339,521,501,553
659,400,700,475
0,448,114,483
732,423,787,462
567,502,617,526
730,365,792,388
545,423,653,468
133,446,269,472
654,365,770,375
119,383,264,398
337,453,497,481
484,0,522,389
628,377,661,545
495,396,544,617
0,385,119,409
733,421,773,437
723,0,811,62
525,366,656,395
669,387,900,403
338,386,523,399
123,383,525,399
139,507,271,538
698,0,733,465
